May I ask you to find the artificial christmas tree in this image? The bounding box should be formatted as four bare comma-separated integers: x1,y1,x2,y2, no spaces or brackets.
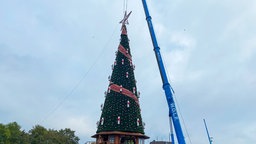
92,12,149,144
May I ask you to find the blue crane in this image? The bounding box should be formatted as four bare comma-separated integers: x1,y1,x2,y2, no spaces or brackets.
141,0,186,144
203,119,213,144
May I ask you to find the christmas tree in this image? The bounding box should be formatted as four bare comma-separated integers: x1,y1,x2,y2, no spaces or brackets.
92,12,148,144
97,24,144,133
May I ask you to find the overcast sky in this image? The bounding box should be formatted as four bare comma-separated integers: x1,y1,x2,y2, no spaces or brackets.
1,0,256,144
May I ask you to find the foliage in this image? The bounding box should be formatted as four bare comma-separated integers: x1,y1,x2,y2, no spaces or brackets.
0,122,79,144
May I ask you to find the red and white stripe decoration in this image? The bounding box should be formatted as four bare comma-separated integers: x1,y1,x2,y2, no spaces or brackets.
114,60,117,66
120,85,123,93
122,59,124,65
133,87,136,94
127,100,130,108
126,72,129,78
101,118,104,125
108,84,139,105
137,118,140,126
108,87,111,93
117,116,120,124
118,44,132,62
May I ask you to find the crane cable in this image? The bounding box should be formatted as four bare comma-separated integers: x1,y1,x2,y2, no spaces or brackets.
162,54,193,144
123,0,128,14
173,92,193,144
40,23,120,124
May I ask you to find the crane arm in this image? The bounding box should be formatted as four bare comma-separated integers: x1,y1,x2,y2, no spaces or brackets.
141,0,186,144
204,119,213,144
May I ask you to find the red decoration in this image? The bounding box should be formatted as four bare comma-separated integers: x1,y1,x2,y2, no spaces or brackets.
120,85,123,93
117,116,120,124
122,59,124,65
118,44,132,62
108,87,111,93
126,72,129,78
101,118,104,125
137,118,140,126
121,25,127,35
130,61,132,66
127,100,130,108
108,84,140,105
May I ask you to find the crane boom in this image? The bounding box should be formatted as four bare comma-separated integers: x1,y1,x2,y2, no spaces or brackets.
203,119,213,144
141,0,186,144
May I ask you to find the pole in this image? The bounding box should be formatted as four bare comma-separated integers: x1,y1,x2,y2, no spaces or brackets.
203,119,213,144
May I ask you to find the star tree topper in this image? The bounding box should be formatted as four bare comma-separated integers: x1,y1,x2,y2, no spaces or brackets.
120,11,132,26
